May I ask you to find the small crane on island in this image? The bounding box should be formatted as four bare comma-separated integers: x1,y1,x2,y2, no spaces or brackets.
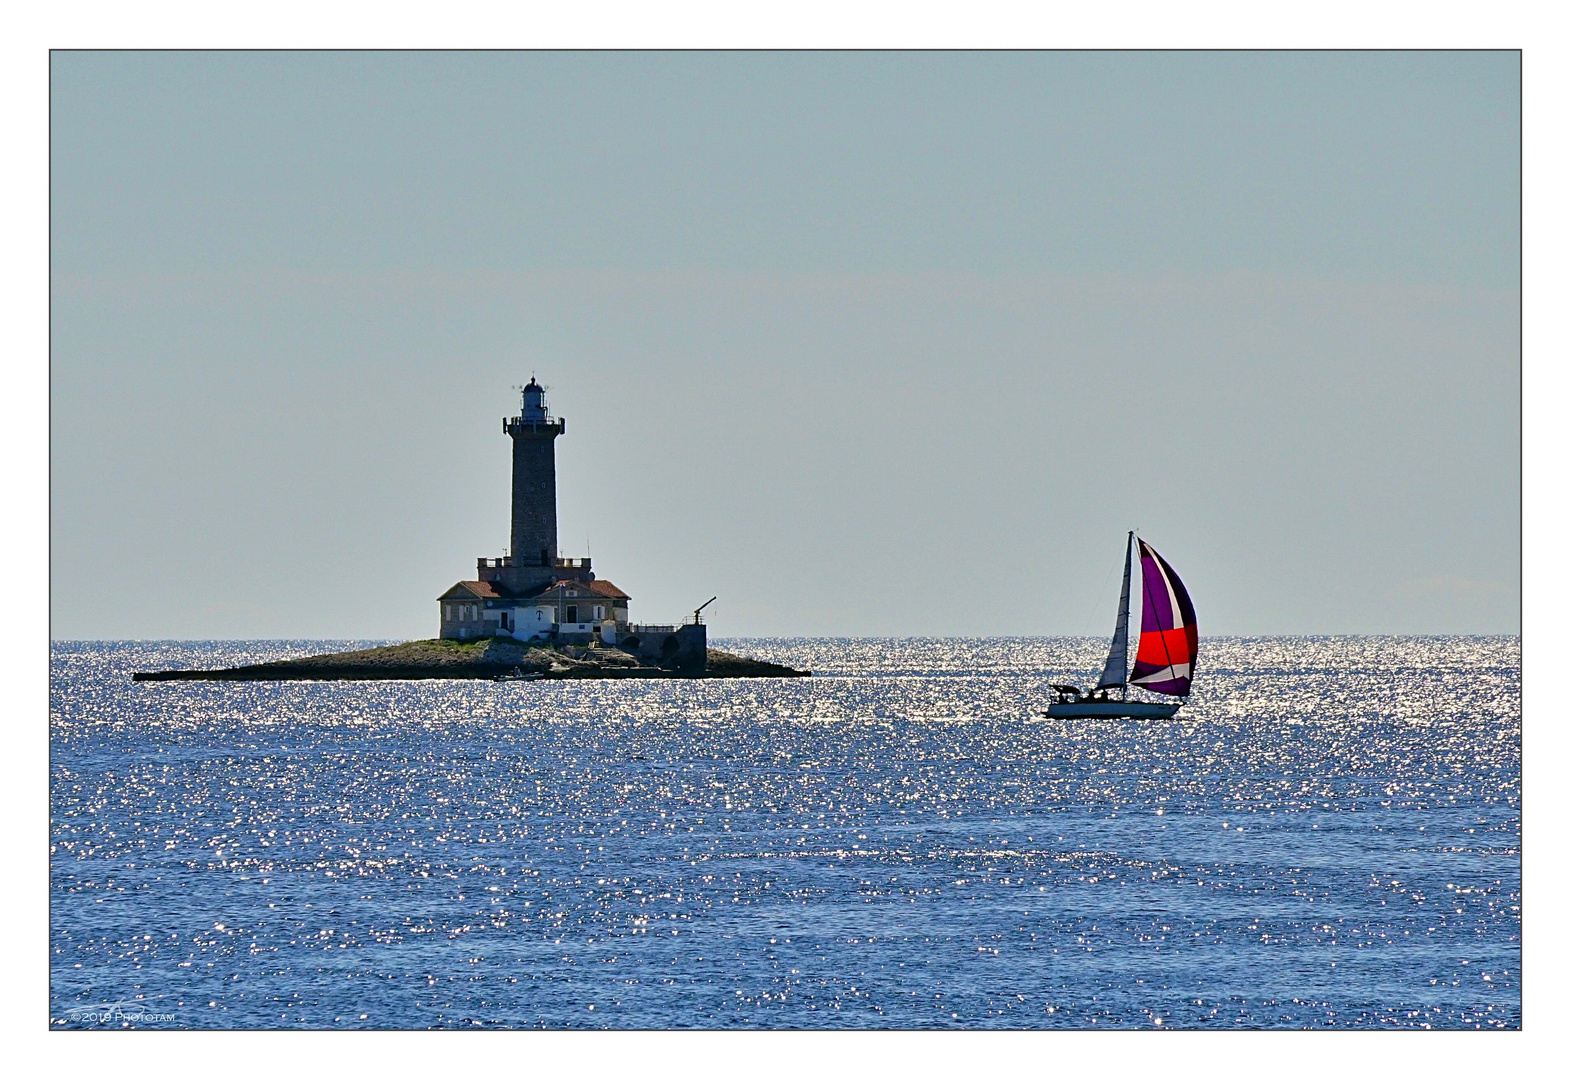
691,596,717,625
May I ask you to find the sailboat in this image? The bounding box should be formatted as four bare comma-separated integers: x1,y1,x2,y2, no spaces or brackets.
1043,532,1198,719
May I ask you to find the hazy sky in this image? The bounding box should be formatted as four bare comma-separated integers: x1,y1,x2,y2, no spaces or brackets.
50,50,1519,639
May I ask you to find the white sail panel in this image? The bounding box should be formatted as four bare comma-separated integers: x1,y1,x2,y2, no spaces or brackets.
1095,532,1135,690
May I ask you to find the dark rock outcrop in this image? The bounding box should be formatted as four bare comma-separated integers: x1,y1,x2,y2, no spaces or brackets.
702,649,811,679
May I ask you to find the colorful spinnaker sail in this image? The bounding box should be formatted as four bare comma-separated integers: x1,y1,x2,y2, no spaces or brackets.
1128,539,1198,697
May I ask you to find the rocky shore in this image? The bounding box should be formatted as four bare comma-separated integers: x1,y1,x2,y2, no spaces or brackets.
131,638,810,682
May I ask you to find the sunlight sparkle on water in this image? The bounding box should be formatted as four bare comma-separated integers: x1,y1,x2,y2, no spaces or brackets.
51,636,1518,1029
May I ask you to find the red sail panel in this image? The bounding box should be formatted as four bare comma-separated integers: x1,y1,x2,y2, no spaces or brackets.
1128,539,1198,697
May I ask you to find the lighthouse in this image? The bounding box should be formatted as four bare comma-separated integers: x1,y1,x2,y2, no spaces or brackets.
434,377,706,670
469,377,593,597
504,378,565,572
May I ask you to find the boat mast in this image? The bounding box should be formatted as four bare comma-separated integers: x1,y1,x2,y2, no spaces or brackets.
1121,530,1133,702
1095,531,1135,700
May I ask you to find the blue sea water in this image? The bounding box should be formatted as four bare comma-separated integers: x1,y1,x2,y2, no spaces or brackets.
50,637,1519,1029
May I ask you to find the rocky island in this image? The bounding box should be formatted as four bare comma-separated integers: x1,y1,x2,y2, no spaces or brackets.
132,638,809,682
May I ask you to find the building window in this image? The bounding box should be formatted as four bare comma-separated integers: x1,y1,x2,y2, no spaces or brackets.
566,605,578,623
594,605,604,621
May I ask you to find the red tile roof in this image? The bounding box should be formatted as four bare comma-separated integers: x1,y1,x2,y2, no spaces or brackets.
438,580,504,600
584,579,631,600
525,578,631,601
441,578,631,603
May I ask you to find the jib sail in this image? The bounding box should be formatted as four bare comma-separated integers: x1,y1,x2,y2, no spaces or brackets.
1094,532,1135,690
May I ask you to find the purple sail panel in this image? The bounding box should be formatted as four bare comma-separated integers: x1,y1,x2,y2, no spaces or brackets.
1129,539,1198,697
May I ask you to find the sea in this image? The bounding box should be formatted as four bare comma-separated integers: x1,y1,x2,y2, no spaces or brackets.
50,636,1520,1029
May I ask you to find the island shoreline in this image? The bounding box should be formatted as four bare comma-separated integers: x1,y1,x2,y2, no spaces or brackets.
131,639,810,682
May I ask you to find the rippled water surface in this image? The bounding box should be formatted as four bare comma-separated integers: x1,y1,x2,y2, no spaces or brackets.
51,637,1520,1029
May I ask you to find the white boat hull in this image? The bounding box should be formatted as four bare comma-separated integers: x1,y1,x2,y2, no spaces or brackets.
1042,700,1182,720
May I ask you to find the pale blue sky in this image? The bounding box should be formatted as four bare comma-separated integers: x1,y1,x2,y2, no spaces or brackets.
50,51,1519,638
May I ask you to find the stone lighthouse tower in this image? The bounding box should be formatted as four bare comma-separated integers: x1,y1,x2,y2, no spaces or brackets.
505,378,564,571
467,377,595,597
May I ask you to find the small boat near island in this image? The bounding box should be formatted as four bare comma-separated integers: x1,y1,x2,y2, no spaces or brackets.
1043,532,1198,720
491,667,545,682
